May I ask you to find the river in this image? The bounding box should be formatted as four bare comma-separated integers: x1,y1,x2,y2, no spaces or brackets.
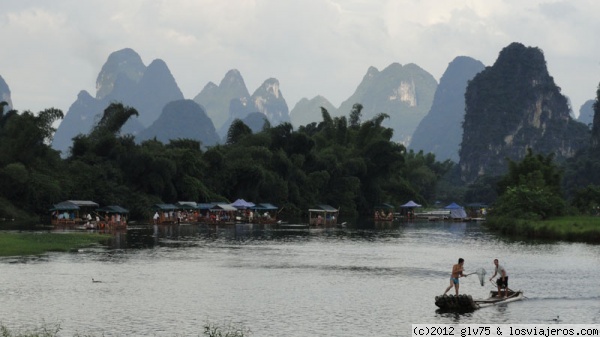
0,221,599,336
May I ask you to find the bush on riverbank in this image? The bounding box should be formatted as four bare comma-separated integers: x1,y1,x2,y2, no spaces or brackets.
0,196,39,224
486,215,600,243
0,232,110,257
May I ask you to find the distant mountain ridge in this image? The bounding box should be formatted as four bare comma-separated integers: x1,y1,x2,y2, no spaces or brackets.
193,69,251,131
337,63,437,144
578,99,594,127
409,56,485,162
137,99,220,147
290,95,338,127
16,45,591,170
194,72,291,139
43,48,439,154
52,48,184,156
459,42,589,183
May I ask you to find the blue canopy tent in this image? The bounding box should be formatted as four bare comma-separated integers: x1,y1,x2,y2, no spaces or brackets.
444,202,467,219
231,199,256,209
397,200,422,220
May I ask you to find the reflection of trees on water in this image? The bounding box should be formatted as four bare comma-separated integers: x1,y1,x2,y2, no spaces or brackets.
109,223,331,249
105,220,422,249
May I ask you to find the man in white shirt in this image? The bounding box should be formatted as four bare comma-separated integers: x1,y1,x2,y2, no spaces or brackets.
489,258,509,298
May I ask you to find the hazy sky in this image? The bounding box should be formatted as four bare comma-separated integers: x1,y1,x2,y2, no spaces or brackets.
1,0,599,118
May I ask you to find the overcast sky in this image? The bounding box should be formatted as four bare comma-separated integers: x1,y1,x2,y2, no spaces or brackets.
1,0,599,118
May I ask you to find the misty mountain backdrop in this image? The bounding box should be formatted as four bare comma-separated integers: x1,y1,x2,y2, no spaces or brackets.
2,44,597,186
409,56,485,162
52,48,184,156
578,99,594,126
337,63,437,144
459,42,589,183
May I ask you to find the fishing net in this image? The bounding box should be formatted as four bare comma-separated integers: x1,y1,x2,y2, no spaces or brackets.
473,268,486,286
465,268,486,286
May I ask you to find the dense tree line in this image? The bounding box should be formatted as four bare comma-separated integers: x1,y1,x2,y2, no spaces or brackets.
0,102,451,222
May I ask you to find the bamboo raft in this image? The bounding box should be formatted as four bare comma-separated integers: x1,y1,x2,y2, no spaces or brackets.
435,290,524,310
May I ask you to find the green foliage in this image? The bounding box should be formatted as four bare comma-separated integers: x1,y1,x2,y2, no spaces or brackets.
0,104,66,218
561,136,600,203
492,185,565,220
571,185,600,215
0,99,453,222
92,103,138,136
349,103,363,128
492,149,566,219
463,175,500,205
402,150,453,203
226,119,253,145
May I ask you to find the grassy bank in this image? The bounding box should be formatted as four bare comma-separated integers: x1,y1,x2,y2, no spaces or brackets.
486,215,600,243
0,232,110,257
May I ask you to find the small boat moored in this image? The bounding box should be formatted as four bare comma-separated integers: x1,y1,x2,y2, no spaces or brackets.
435,289,524,311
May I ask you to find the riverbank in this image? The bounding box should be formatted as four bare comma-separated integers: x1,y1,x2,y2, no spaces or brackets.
0,232,110,257
485,215,600,243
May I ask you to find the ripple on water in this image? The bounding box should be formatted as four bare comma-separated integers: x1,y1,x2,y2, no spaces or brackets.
0,221,598,336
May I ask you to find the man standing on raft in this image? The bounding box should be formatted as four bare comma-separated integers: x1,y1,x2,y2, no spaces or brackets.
443,258,465,296
489,258,509,298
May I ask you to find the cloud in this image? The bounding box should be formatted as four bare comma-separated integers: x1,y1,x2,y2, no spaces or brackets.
1,0,599,117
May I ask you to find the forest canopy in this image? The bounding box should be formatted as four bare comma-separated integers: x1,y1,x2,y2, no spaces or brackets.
0,102,452,222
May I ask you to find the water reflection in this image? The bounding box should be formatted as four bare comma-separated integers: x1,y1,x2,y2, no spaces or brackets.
100,222,337,249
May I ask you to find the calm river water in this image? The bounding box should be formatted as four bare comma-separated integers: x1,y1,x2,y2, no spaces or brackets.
1,221,599,336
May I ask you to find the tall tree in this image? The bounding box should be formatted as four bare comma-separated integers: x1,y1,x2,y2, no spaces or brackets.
226,119,253,145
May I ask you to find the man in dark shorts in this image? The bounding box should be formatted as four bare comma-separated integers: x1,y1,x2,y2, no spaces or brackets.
443,258,465,296
489,258,508,298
